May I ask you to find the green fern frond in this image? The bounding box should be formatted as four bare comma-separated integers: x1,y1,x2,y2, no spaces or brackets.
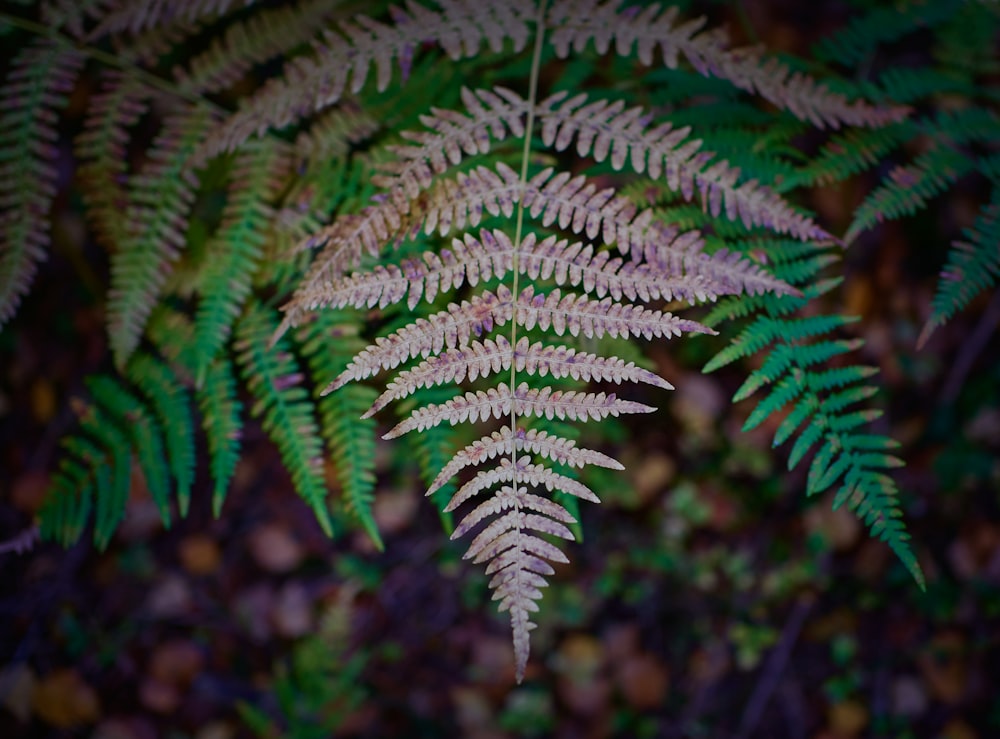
704,314,856,373
40,368,178,548
833,468,921,586
125,354,197,517
920,196,1000,346
299,311,381,547
235,301,332,536
844,146,974,244
197,358,244,517
805,125,910,186
87,375,173,526
107,106,215,367
704,235,922,586
193,139,291,378
38,457,93,546
812,0,963,68
0,38,84,327
868,67,974,104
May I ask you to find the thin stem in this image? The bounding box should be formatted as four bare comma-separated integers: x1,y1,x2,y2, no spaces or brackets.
509,1,547,460
507,0,547,684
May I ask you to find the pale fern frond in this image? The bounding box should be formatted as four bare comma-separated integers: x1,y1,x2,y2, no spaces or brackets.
177,0,353,94
196,1,535,160
384,381,655,439
513,285,714,340
427,425,623,496
447,457,600,513
366,335,672,417
546,0,909,128
537,91,831,240
321,288,512,393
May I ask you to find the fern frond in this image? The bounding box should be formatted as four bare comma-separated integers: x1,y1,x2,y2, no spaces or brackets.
39,425,127,549
235,301,332,536
89,0,247,38
75,71,151,250
41,0,116,38
177,0,352,94
86,375,173,528
427,425,622,497
107,106,215,367
805,125,910,186
299,310,381,547
384,382,655,439
834,468,921,585
197,358,243,517
0,39,84,327
705,241,923,587
844,146,974,243
193,139,291,376
196,1,535,160
919,197,1000,347
293,102,382,161
16,0,897,678
368,335,671,417
870,67,974,105
537,91,831,240
125,354,197,517
546,0,909,128
38,458,93,546
812,0,963,68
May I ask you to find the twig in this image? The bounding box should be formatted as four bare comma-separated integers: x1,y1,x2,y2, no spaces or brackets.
734,594,814,739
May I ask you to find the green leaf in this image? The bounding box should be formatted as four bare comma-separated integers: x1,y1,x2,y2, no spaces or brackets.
236,301,332,536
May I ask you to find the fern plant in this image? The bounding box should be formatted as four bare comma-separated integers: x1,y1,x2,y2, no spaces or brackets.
261,0,921,677
806,0,1000,346
0,0,928,679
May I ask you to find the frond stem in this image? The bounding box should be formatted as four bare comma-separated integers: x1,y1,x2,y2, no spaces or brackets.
509,1,548,460
505,0,546,682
